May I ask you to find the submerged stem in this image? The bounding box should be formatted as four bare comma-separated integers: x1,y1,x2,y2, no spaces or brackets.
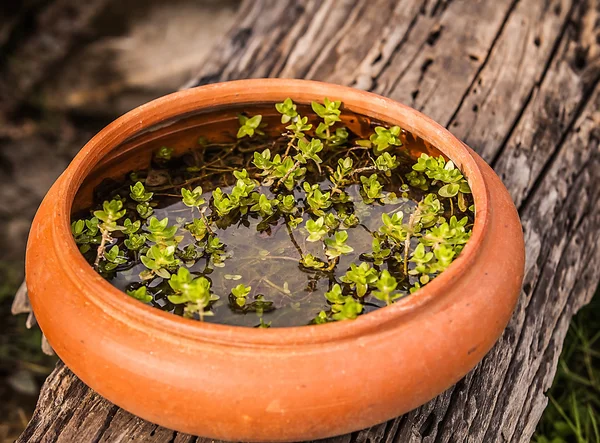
261,278,291,297
286,222,304,258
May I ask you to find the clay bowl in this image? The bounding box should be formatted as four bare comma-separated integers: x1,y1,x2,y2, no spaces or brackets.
26,79,525,442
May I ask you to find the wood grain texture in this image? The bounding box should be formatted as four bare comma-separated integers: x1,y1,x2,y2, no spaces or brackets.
18,0,600,442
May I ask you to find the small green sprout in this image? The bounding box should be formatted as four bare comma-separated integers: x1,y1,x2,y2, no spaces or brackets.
155,146,173,161
362,238,391,265
274,156,306,190
303,182,331,216
438,183,460,198
323,213,340,231
286,116,312,139
278,194,297,214
136,202,154,219
312,311,329,324
124,233,146,251
178,244,200,265
231,283,252,307
420,216,470,249
127,286,153,303
409,243,434,278
332,297,363,321
324,231,354,259
257,318,272,328
379,212,408,244
205,235,228,267
287,216,304,228
146,217,180,246
305,217,328,242
320,127,349,146
330,157,353,187
246,295,274,316
186,218,208,242
374,152,400,175
233,169,256,187
275,98,298,123
237,114,264,138
341,262,378,297
369,126,402,154
130,182,153,203
212,187,235,217
360,174,384,203
300,254,326,270
338,209,359,228
325,284,346,304
252,148,273,172
140,244,179,279
181,186,206,208
94,200,126,231
372,270,401,305
411,153,471,201
406,170,429,190
71,217,99,253
168,267,217,319
122,218,141,235
250,194,279,217
311,98,342,126
417,194,443,228
102,245,128,271
323,284,363,321
295,138,324,165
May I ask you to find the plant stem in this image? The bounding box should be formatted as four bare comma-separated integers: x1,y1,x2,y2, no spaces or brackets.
347,146,369,153
326,256,339,271
403,209,420,277
352,166,377,176
94,227,112,270
261,278,291,297
283,137,295,158
197,207,215,235
276,160,301,190
286,222,304,257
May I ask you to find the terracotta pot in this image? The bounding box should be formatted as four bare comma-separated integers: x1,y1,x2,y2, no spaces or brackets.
26,79,525,442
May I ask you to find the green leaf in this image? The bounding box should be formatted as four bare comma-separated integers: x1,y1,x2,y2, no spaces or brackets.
438,183,460,198
181,186,206,208
130,181,153,202
127,286,153,303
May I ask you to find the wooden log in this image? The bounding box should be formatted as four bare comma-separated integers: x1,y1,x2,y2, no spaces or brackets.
17,0,600,441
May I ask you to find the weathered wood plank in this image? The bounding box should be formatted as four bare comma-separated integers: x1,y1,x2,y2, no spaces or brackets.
17,0,600,442
448,0,573,162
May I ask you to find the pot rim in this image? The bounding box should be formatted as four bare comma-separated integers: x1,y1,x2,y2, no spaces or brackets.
48,79,490,346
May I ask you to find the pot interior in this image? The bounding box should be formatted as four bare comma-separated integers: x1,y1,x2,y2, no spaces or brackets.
73,103,444,212
70,100,473,327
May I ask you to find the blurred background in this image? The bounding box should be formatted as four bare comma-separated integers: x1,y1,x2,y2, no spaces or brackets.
0,1,597,442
